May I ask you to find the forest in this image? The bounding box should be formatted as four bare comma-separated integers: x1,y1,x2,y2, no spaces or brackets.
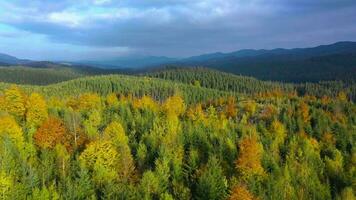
0,70,355,199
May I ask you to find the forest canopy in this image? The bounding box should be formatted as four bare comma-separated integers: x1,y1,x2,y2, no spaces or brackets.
0,79,354,199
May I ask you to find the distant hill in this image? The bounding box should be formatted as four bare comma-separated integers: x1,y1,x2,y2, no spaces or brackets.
182,41,356,62
78,56,178,69
164,41,356,83
1,41,356,83
0,53,30,65
0,64,129,85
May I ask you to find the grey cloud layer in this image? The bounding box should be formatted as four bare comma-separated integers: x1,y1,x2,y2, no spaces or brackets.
1,0,356,56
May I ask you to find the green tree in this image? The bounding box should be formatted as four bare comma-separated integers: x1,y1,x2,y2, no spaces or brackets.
195,157,228,200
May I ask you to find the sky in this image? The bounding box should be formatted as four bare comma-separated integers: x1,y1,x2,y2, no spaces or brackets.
0,0,356,61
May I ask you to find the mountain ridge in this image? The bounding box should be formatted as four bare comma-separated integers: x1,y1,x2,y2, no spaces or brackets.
1,41,356,83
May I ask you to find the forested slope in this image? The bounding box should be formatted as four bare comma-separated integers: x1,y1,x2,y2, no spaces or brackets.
0,75,237,104
0,81,354,199
0,65,128,85
145,67,356,101
0,66,84,85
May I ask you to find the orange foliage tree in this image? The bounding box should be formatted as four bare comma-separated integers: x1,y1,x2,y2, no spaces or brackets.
298,101,310,123
33,117,69,150
186,103,205,122
236,135,265,178
259,104,277,120
229,185,257,200
225,96,237,118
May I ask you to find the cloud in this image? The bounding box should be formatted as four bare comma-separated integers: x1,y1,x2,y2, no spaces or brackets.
0,0,355,59
93,0,111,5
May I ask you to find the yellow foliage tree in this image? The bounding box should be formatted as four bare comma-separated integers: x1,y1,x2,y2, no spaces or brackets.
244,100,256,116
0,95,5,111
4,85,26,119
337,91,347,102
0,115,24,149
133,95,158,111
270,120,286,159
68,93,101,111
79,140,119,182
236,135,265,178
26,93,48,128
186,103,205,122
0,171,12,199
106,93,119,107
103,121,136,182
163,95,186,117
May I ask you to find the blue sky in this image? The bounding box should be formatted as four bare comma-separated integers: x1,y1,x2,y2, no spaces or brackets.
0,0,356,61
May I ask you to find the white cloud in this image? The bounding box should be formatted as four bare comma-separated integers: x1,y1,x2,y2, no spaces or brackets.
48,11,84,27
0,0,355,58
93,0,112,5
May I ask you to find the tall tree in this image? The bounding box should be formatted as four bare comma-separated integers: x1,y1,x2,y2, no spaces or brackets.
236,135,265,178
26,93,48,128
195,157,228,200
4,85,26,119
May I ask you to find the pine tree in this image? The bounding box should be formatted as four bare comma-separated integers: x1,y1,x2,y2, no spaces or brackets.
196,157,228,200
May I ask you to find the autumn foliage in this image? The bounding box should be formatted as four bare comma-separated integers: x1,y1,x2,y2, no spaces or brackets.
34,117,68,150
163,95,186,116
0,115,24,148
4,85,26,119
0,80,354,199
26,93,48,127
236,134,265,178
229,185,257,200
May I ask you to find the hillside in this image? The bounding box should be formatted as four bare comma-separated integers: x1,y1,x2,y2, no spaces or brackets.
1,67,355,101
144,67,356,101
0,74,237,104
0,64,130,85
0,75,354,200
0,66,84,85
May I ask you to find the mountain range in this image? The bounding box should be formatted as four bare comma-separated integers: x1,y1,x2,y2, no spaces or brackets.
1,41,356,83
